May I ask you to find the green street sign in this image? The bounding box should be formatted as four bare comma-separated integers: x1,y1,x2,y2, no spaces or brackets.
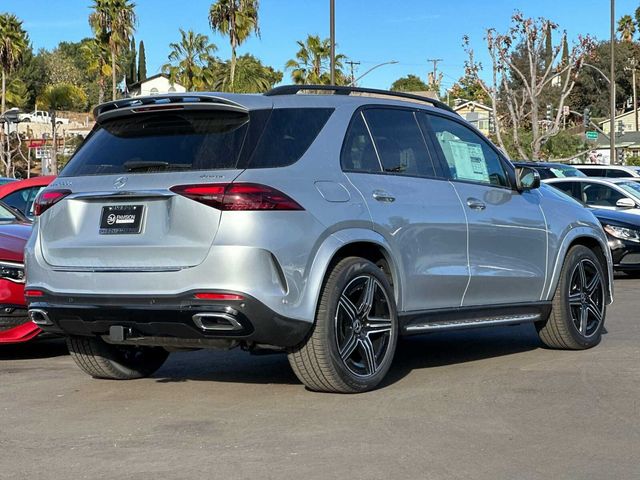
586,131,599,140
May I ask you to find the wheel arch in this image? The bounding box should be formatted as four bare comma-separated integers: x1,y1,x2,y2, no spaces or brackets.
305,229,404,320
546,229,614,304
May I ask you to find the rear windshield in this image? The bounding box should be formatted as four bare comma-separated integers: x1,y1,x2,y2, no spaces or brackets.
61,108,333,176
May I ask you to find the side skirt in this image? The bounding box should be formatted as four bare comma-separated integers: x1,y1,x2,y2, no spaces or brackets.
399,302,552,336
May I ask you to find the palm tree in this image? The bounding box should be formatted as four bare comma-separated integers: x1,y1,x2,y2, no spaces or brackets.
161,29,217,91
209,0,260,90
618,15,636,42
285,35,346,85
211,54,282,93
89,0,137,101
0,13,28,114
81,38,112,104
37,83,87,175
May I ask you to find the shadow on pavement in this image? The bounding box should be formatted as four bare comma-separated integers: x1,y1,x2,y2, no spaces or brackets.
382,323,541,387
153,323,543,388
0,337,68,360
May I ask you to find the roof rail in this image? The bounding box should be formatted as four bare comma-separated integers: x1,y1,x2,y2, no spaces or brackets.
265,85,455,113
93,94,248,121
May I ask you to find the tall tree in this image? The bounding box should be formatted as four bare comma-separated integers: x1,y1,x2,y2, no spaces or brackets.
89,0,137,101
137,39,146,81
208,0,260,90
390,74,429,92
210,54,282,92
464,12,594,159
544,24,553,69
0,13,28,114
126,36,137,86
285,35,347,85
161,29,217,91
618,15,636,42
37,83,86,175
81,38,112,104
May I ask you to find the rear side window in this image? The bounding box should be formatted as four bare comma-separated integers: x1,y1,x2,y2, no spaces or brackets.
580,168,604,177
61,108,333,176
552,181,579,200
363,109,436,177
247,108,333,168
606,169,632,178
340,113,381,173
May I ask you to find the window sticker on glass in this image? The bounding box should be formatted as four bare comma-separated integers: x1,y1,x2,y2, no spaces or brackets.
448,140,489,183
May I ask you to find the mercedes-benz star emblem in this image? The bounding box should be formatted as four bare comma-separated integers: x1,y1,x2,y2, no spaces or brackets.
113,176,128,189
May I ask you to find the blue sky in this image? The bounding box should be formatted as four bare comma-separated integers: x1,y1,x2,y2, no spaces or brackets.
3,0,640,90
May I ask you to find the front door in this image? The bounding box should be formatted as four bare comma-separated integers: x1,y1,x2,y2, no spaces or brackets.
424,112,547,306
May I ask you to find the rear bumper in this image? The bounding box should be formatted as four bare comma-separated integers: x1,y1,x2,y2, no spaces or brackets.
27,290,312,349
0,307,40,343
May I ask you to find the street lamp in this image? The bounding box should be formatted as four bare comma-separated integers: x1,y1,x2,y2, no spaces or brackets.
350,61,399,86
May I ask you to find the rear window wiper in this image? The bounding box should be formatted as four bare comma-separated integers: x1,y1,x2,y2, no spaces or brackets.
123,161,191,172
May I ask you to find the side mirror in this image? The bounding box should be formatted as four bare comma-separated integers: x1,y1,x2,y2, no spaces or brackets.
515,166,540,191
616,197,636,209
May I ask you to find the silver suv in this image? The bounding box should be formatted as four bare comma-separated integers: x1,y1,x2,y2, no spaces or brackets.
26,86,614,393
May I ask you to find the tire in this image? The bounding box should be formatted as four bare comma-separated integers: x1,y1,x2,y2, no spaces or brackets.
66,335,169,380
537,245,607,350
288,257,398,393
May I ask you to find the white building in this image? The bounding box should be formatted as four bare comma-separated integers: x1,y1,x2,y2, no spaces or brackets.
128,74,186,97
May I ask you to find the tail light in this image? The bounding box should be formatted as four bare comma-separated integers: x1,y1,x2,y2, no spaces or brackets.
24,289,44,297
34,189,71,216
170,183,303,211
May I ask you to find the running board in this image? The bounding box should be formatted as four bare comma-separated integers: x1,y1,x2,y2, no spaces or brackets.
400,303,550,335
404,313,541,333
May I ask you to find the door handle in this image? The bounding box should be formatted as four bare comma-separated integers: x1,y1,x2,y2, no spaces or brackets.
372,190,396,203
466,198,486,210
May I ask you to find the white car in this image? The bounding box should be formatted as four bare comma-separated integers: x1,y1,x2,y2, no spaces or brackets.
545,177,640,215
574,164,640,178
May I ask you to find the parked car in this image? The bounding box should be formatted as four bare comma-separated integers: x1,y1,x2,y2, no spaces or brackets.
574,164,640,178
0,202,37,344
589,208,640,276
512,161,586,179
0,177,17,186
19,111,69,125
0,176,56,219
545,177,640,215
25,87,613,393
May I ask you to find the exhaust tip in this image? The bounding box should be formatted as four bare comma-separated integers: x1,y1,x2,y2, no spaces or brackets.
28,309,53,326
193,311,243,332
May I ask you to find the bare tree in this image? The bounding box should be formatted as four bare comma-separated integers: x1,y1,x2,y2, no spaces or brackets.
464,12,594,159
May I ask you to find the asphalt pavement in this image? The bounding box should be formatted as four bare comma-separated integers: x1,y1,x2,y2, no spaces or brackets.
1,277,639,480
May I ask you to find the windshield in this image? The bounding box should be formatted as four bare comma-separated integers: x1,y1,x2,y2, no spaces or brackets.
61,108,334,176
0,203,19,221
549,165,586,178
616,181,640,199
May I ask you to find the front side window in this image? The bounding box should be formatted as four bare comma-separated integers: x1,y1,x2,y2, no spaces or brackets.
363,109,436,177
581,183,626,207
426,114,509,187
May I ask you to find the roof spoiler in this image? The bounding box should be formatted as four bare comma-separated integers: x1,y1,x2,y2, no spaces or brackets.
93,94,249,123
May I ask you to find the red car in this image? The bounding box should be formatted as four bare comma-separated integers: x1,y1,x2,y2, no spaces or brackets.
0,175,56,219
0,201,35,343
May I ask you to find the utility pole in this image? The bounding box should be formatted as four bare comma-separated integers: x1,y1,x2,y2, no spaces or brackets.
631,58,638,132
610,0,616,164
330,0,336,85
346,60,361,86
427,58,443,83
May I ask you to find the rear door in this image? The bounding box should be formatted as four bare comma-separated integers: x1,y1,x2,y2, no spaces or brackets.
423,112,547,306
342,107,469,311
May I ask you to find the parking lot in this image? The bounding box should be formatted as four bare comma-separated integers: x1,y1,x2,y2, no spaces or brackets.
0,276,638,480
